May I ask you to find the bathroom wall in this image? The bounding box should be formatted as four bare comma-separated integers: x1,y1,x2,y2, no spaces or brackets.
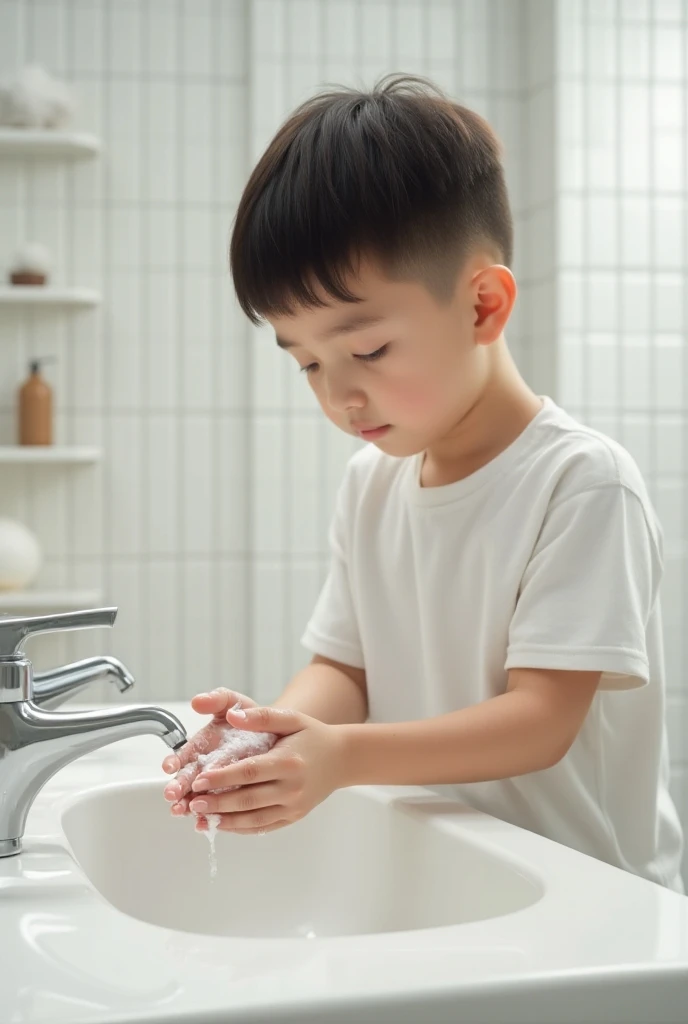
0,0,250,697
551,0,688,874
0,0,537,701
0,0,685,876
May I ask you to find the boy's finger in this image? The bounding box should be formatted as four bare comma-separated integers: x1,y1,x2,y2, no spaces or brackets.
191,688,256,718
226,704,303,736
162,753,181,774
175,759,202,796
189,781,281,816
193,754,278,792
164,771,198,803
170,796,191,815
190,689,234,716
222,822,285,835
163,779,183,802
162,737,203,773
162,760,203,808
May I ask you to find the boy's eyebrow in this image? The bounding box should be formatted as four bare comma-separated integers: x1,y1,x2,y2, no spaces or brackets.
275,312,386,350
322,312,386,338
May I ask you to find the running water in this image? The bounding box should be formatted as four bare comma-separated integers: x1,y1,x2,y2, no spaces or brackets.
203,814,221,880
186,703,277,880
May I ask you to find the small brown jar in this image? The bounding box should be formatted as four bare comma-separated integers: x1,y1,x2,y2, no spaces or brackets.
10,270,47,286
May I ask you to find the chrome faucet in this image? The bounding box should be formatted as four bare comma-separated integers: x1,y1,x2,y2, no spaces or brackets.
33,656,135,710
0,607,187,858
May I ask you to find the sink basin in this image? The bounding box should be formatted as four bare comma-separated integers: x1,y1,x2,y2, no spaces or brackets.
61,780,542,938
3,701,687,1024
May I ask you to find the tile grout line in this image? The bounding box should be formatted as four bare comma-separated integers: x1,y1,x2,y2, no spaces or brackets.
245,0,255,695
175,0,186,701
101,0,113,670
139,0,151,698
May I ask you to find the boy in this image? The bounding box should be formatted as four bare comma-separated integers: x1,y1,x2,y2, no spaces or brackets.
163,75,684,894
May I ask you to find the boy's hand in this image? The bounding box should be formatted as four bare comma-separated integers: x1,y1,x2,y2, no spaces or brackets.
188,705,348,835
161,688,258,814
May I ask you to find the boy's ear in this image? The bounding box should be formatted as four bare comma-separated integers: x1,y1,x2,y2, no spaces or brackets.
470,265,516,344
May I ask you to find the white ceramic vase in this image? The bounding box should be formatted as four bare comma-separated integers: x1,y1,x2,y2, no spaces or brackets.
0,518,42,590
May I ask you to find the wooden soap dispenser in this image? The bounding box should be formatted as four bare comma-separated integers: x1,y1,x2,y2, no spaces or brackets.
18,356,55,445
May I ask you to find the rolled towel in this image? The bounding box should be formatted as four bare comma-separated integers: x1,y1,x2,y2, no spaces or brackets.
0,65,75,129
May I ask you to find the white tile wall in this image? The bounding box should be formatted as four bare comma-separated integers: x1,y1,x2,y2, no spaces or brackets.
0,0,567,700
553,0,688,879
0,0,249,696
0,0,684,880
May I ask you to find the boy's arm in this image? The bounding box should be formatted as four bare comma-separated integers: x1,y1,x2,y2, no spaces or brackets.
331,485,652,789
336,667,601,786
272,655,368,725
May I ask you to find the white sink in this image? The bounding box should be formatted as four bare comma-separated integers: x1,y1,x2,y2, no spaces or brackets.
61,780,542,938
2,701,688,1024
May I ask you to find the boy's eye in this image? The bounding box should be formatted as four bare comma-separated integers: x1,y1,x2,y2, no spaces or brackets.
355,344,390,363
298,344,389,375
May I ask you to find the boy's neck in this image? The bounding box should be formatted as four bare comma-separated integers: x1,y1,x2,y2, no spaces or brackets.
420,339,543,489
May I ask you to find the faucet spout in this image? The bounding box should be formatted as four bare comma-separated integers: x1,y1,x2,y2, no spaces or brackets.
0,702,186,857
33,656,135,710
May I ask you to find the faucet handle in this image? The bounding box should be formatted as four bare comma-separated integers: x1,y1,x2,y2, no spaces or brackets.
0,608,117,660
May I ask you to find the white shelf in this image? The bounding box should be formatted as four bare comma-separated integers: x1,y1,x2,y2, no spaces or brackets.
0,286,100,307
0,128,100,158
0,446,101,464
0,589,103,612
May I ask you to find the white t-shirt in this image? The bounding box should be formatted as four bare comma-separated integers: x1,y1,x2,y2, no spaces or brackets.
302,396,685,893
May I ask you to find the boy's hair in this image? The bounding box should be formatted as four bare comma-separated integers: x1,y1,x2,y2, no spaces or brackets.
230,74,513,326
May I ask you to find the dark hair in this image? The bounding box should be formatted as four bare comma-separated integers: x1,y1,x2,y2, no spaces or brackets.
230,74,513,326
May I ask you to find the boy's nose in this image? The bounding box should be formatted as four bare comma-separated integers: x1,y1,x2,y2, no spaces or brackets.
324,375,366,413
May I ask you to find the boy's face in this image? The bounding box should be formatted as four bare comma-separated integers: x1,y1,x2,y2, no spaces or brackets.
266,255,509,457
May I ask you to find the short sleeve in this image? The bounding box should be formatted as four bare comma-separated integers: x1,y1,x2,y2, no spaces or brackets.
301,473,365,670
505,485,662,690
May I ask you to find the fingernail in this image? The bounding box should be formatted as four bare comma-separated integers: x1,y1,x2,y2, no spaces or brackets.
192,778,209,792
196,692,209,699
191,800,208,813
229,707,246,719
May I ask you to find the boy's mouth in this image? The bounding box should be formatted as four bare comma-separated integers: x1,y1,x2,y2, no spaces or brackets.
353,424,391,440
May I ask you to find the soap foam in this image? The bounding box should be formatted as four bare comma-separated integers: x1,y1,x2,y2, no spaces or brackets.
195,725,276,786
